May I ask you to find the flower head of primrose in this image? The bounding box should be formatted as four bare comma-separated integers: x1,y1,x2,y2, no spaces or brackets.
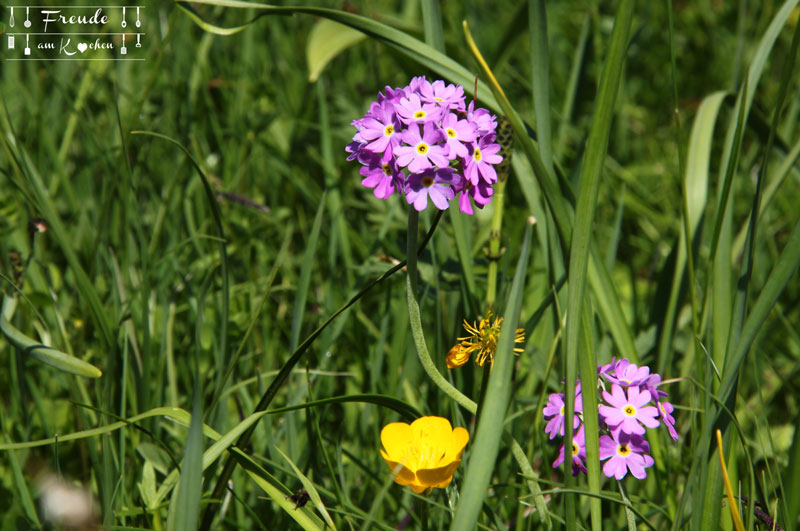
546,358,679,480
348,76,502,213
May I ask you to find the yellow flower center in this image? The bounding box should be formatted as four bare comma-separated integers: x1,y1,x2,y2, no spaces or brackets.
473,147,482,162
624,405,636,416
382,164,392,176
617,444,631,457
446,128,457,138
435,96,443,101
414,110,426,120
416,143,429,155
421,176,435,187
560,406,565,416
571,442,580,456
384,125,394,136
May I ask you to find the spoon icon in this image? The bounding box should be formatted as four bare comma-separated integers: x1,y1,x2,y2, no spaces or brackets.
9,7,14,27
135,7,140,28
24,7,31,28
121,6,126,28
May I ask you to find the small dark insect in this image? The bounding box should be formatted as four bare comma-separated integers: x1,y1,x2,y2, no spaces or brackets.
287,489,310,510
735,496,784,531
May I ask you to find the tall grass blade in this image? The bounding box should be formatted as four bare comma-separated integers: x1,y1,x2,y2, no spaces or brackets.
450,223,531,531
168,389,204,531
290,194,326,352
562,2,633,529
529,0,553,173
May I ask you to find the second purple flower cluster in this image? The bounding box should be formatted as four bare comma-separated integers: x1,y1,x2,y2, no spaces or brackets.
543,358,679,480
346,76,502,214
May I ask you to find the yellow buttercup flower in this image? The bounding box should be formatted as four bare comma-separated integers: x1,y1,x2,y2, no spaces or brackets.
379,416,469,494
446,311,525,368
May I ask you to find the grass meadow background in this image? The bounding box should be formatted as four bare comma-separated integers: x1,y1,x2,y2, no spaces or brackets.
2,0,800,529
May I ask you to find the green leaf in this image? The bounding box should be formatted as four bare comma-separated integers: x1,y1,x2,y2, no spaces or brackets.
307,19,366,82
656,91,727,366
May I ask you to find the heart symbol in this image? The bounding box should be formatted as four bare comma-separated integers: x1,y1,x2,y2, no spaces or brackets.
77,42,88,53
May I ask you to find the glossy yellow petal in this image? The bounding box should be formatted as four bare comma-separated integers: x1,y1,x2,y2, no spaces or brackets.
446,427,470,459
380,422,413,462
409,483,428,494
380,451,417,483
411,417,453,438
416,459,461,489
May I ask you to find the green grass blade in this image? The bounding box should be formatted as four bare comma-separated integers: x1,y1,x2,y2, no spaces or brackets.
421,0,445,53
529,0,553,173
307,19,367,82
718,218,800,410
290,194,326,352
562,2,633,529
1,295,103,378
450,223,531,531
274,445,337,530
656,91,727,369
199,212,446,530
245,469,324,530
168,389,204,531
130,130,230,400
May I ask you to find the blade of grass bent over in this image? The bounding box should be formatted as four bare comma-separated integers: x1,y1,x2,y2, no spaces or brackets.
178,1,502,113
1,295,103,378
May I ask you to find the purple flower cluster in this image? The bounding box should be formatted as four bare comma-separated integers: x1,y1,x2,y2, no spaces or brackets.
347,76,502,214
543,358,679,480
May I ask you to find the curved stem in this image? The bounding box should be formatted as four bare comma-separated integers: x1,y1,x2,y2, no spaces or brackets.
406,209,477,413
406,209,551,527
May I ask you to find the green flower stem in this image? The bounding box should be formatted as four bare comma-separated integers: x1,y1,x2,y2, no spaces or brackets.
474,361,492,426
406,211,551,528
617,480,637,531
485,177,507,310
406,209,477,413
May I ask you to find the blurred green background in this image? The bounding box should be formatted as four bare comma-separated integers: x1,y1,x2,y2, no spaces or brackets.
1,0,799,529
